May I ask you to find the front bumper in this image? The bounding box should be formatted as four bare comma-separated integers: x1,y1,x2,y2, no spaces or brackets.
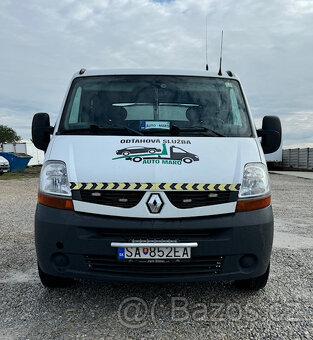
35,203,274,282
0,164,9,173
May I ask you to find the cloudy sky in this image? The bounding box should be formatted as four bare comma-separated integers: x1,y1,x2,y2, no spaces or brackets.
0,0,312,147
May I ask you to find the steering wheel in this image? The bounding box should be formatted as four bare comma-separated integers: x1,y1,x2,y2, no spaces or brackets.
127,121,141,130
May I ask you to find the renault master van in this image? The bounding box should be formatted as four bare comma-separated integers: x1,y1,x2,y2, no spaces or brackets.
32,69,281,290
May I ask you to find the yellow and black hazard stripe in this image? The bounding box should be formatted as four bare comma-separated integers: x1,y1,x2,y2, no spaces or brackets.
69,182,241,192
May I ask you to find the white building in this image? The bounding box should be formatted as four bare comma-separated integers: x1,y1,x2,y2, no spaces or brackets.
2,140,44,166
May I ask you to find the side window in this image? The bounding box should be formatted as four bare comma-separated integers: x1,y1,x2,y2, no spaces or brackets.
69,87,82,124
230,89,242,126
124,105,154,120
172,147,186,153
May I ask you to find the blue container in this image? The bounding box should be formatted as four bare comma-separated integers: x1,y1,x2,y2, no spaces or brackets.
0,152,32,172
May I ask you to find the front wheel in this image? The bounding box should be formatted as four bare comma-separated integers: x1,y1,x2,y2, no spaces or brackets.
132,157,142,163
182,157,193,164
234,263,270,291
38,263,74,288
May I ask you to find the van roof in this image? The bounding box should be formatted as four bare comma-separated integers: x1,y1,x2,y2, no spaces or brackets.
73,68,238,80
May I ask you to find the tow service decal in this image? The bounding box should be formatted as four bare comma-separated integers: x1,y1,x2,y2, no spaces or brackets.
112,143,199,165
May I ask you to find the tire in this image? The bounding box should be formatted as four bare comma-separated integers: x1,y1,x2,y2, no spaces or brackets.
234,263,270,291
148,149,156,153
182,157,193,164
132,157,142,163
38,263,74,288
123,151,130,156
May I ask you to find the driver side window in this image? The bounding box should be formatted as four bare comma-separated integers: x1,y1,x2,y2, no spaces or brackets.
69,87,82,124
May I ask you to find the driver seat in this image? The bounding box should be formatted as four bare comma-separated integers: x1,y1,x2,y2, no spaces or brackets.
106,106,127,126
186,107,202,126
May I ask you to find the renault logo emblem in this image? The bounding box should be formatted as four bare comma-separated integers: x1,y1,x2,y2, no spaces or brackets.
147,193,164,214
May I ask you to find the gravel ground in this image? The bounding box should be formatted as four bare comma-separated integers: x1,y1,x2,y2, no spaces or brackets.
0,174,312,340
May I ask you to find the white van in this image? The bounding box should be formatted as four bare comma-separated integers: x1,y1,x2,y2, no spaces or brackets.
32,69,281,290
0,155,10,175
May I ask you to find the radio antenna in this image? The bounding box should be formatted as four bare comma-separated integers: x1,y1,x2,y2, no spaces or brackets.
218,30,223,76
205,15,209,71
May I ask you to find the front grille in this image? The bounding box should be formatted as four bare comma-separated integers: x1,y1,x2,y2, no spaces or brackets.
84,254,224,276
84,228,231,241
74,190,145,208
0,164,9,171
166,191,238,209
73,190,237,209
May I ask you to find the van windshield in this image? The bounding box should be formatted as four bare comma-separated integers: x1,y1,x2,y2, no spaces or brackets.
58,75,252,137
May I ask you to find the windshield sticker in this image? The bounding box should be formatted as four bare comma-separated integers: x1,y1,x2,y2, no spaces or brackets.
140,121,170,130
225,82,233,88
113,143,199,165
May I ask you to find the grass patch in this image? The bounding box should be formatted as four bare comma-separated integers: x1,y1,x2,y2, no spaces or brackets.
0,166,41,180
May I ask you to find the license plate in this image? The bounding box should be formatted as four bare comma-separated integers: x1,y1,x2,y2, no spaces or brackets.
117,246,191,259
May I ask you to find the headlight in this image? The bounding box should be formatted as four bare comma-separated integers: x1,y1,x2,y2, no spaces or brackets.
239,163,270,199
40,161,71,196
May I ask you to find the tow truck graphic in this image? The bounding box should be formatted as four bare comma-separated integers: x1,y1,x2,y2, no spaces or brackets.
113,143,199,164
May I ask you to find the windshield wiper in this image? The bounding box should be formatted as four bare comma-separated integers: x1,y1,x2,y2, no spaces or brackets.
175,126,225,137
140,125,224,137
168,125,225,137
107,126,144,136
59,124,224,137
58,125,143,136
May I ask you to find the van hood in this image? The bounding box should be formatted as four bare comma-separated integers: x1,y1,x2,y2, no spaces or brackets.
48,136,261,185
0,156,9,165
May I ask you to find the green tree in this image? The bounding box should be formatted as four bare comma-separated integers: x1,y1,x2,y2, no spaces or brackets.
0,125,21,144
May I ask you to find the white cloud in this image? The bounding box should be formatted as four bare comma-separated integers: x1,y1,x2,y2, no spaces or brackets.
0,0,312,148
287,0,313,16
281,110,313,147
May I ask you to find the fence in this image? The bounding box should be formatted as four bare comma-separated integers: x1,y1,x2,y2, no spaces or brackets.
282,148,313,170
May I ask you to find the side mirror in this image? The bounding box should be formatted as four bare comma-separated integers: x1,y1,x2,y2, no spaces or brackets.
257,115,282,154
31,113,54,151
